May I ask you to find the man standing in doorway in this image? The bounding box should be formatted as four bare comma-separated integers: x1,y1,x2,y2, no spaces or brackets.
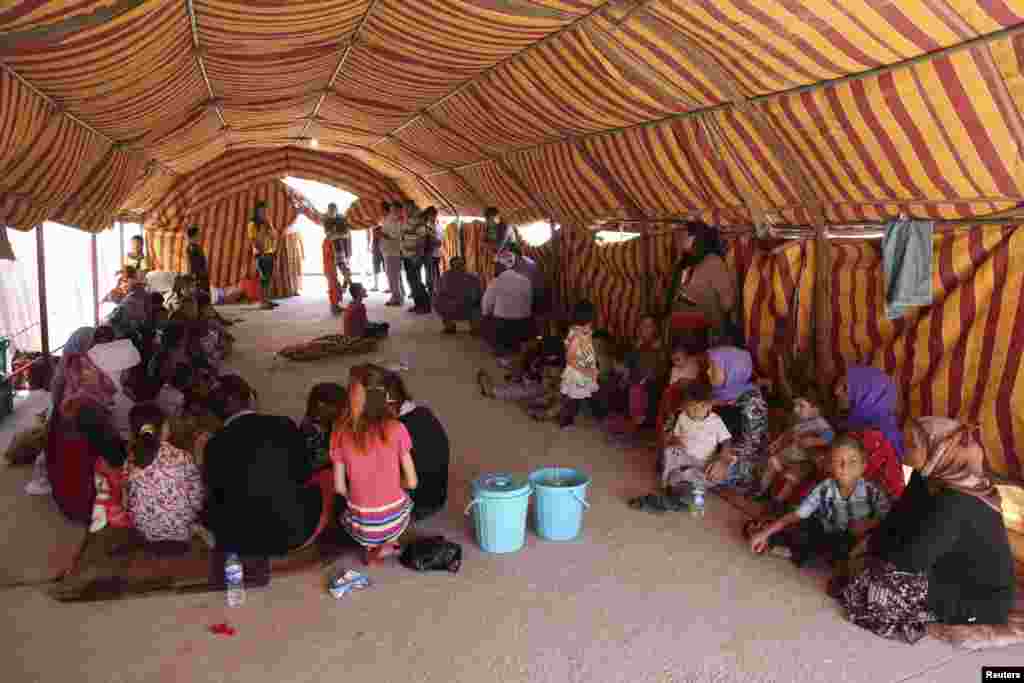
248,200,279,310
379,201,405,307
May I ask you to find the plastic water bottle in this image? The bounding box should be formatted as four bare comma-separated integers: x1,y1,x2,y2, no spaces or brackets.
225,553,245,607
691,487,706,518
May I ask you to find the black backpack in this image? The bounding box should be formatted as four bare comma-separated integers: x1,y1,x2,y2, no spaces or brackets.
399,536,462,573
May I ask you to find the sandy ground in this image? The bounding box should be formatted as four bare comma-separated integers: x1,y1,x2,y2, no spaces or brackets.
2,283,1022,683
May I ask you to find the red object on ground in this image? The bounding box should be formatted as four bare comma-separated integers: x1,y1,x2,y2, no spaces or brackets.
209,623,236,636
240,278,261,302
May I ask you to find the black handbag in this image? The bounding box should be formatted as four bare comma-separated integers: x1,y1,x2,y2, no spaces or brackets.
399,536,462,573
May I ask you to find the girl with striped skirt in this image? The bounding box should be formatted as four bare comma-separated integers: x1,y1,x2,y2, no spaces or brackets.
331,364,419,565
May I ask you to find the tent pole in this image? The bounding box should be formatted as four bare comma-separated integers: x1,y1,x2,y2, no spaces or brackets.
812,224,834,388
35,224,49,356
91,232,99,326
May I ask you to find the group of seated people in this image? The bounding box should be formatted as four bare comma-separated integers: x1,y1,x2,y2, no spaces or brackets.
35,270,451,567
469,295,1016,646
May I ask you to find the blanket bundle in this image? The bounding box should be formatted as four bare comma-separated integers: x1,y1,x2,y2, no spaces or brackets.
277,334,379,362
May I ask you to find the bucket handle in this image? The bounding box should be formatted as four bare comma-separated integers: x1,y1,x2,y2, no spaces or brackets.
464,498,480,516
572,492,590,509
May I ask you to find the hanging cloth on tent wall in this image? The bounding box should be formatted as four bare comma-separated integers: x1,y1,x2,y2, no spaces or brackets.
881,219,934,320
0,226,14,261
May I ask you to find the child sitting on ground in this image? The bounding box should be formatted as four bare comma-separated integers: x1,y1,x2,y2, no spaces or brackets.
754,394,834,507
747,434,890,586
661,381,732,489
669,345,702,387
630,381,730,514
478,335,564,403
330,366,419,565
559,301,604,428
301,383,348,471
124,403,204,546
344,283,390,338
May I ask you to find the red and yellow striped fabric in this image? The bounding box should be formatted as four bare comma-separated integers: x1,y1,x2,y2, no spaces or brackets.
145,179,303,298
743,226,1024,480
553,223,1024,480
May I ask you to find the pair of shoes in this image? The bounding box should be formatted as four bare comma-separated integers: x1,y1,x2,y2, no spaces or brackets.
385,301,401,307
260,302,274,310
442,326,456,335
769,545,794,560
330,304,343,315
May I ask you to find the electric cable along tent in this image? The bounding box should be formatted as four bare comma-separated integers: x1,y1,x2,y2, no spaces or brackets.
2,1,1024,551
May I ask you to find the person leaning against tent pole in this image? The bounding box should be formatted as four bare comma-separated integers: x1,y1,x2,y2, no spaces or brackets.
247,200,279,310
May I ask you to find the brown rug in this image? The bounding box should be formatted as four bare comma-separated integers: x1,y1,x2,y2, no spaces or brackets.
51,527,354,603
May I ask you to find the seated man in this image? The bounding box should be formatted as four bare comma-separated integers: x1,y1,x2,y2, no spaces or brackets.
432,257,483,334
481,250,533,358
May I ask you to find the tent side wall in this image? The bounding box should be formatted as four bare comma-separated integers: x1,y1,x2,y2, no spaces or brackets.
144,180,303,299
534,224,1024,483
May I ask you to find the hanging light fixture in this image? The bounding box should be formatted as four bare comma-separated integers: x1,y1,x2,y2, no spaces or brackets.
310,138,319,149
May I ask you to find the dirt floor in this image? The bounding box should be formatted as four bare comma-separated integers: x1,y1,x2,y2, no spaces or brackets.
2,284,1022,682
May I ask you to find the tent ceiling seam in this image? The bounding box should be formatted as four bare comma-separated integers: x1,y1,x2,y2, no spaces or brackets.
426,20,1024,186
184,0,226,129
419,109,560,222
574,141,646,218
300,0,380,141
369,0,644,149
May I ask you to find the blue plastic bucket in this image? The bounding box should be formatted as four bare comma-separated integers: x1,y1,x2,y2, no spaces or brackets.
465,473,532,553
529,468,591,541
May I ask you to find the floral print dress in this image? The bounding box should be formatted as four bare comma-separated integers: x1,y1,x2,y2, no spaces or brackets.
560,326,599,399
124,442,204,542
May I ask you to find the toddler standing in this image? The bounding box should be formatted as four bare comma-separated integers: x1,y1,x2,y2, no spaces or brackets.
559,301,603,428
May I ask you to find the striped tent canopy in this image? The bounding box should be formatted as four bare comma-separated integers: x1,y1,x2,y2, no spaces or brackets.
1,1,1021,232
4,1,1024,479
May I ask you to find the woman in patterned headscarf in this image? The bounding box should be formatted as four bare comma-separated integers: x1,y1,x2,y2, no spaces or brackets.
840,417,1015,644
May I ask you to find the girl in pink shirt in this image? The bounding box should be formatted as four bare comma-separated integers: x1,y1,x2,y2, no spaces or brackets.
331,364,418,565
